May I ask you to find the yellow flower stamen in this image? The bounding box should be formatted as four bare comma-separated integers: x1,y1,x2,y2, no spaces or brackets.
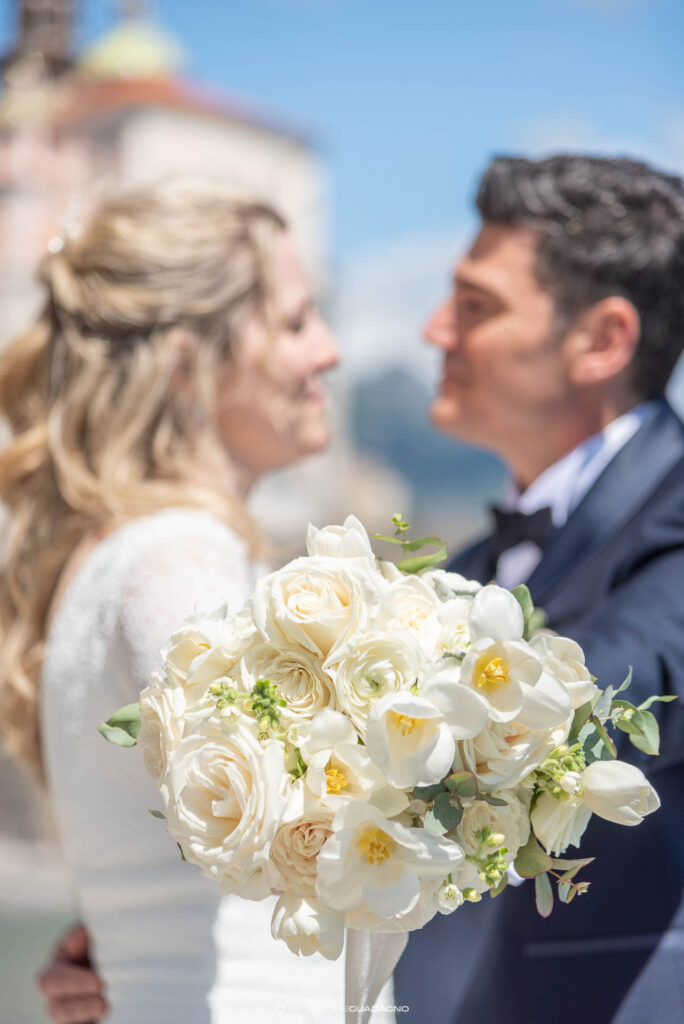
474,655,510,691
357,826,394,866
389,711,419,736
325,764,348,794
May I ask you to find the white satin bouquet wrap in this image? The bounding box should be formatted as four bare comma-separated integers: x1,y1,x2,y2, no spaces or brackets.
102,516,665,1022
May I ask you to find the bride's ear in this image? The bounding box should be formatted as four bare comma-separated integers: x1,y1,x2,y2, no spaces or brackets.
166,327,202,396
565,297,641,388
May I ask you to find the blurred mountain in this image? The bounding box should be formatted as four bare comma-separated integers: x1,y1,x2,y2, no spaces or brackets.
349,366,505,543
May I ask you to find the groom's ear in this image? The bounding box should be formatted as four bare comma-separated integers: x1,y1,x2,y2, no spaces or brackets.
564,297,641,388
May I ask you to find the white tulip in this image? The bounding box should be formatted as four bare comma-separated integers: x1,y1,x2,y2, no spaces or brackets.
531,791,592,856
582,760,660,826
365,691,456,789
299,708,408,817
316,801,464,920
306,515,376,564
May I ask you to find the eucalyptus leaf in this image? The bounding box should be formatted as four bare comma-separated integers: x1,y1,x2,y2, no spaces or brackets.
526,608,548,637
592,717,617,758
98,701,141,747
148,809,166,820
475,792,509,807
593,685,615,721
397,546,448,574
614,666,633,695
550,857,594,872
568,700,594,744
177,842,186,862
430,792,464,833
638,694,678,712
628,709,660,755
558,880,573,904
401,536,446,553
514,833,553,878
535,872,554,917
512,584,534,622
372,534,407,546
412,782,447,802
444,771,477,797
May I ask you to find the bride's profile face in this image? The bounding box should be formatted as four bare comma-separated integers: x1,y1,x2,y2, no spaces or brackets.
215,231,340,475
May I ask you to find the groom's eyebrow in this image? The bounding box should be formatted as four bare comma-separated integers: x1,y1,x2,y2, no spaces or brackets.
453,275,497,300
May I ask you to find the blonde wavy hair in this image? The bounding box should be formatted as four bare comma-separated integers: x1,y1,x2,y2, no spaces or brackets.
0,179,287,775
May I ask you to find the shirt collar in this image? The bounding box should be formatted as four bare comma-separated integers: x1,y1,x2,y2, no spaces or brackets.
504,402,655,528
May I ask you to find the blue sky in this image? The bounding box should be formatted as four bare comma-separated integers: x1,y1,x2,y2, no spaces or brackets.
3,0,683,258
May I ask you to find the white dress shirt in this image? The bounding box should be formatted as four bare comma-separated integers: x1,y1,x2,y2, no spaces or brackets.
496,403,655,590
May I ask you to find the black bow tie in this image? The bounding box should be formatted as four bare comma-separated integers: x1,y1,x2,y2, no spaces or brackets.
487,505,554,565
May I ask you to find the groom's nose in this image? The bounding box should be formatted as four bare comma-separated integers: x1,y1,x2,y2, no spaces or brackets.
424,297,458,351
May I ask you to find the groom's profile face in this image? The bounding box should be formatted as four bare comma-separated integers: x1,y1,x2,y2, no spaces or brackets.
426,222,573,454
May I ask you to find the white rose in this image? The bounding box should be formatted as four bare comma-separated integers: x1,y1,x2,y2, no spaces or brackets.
251,556,390,659
270,785,334,898
430,596,475,660
582,760,660,826
239,639,336,724
420,570,482,609
531,791,592,856
306,516,376,563
456,719,569,791
454,790,530,893
324,629,424,737
161,605,255,706
138,678,186,786
163,719,287,899
271,894,345,960
530,633,598,710
387,574,442,641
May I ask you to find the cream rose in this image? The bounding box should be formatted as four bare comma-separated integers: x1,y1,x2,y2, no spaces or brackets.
454,790,530,893
270,783,334,897
137,678,186,786
306,515,376,563
240,639,336,724
251,556,390,659
456,718,570,791
163,719,287,900
324,629,424,737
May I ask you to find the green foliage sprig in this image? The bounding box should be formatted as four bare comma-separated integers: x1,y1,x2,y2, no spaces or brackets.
373,513,448,574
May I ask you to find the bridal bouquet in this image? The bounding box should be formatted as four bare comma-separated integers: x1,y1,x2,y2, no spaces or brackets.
100,515,668,961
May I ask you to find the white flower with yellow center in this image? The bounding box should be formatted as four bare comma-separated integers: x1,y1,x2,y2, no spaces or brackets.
365,680,488,789
316,801,464,920
299,708,407,817
460,586,571,728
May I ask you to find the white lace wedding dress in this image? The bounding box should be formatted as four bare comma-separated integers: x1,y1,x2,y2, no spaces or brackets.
41,508,395,1024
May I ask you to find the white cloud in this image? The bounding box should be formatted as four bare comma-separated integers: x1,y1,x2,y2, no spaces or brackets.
333,226,471,387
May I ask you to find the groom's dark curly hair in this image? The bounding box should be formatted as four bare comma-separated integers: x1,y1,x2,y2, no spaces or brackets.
476,154,684,398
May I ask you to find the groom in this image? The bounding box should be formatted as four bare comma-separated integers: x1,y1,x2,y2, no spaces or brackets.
394,154,684,1023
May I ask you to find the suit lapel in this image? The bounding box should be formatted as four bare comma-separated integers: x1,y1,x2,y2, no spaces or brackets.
526,399,684,603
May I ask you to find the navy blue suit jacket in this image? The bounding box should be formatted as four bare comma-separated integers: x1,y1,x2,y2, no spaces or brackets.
394,399,684,1024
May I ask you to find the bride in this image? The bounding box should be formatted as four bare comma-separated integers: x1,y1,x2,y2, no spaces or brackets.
0,180,394,1023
